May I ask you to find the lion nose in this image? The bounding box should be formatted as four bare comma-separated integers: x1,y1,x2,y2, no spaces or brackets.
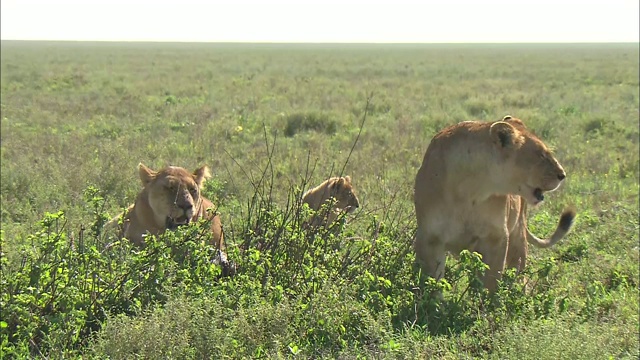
557,172,566,181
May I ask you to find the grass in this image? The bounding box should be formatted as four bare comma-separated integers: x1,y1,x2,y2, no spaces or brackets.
1,41,638,359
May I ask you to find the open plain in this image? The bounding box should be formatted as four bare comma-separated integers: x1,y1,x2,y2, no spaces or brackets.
1,41,638,358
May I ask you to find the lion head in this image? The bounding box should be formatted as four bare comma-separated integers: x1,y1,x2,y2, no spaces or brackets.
138,163,211,230
490,115,566,206
326,175,360,213
302,175,360,228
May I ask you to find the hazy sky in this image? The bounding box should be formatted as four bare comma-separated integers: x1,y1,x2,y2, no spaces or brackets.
1,0,638,43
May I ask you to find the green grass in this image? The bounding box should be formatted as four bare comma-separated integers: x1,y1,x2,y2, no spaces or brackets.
1,41,638,359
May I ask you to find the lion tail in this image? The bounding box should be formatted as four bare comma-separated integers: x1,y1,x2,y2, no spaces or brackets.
526,208,576,248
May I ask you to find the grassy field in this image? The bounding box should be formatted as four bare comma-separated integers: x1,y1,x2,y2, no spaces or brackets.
1,41,638,358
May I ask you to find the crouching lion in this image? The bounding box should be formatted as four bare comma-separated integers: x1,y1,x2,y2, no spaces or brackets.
414,115,576,292
302,176,360,228
105,163,231,271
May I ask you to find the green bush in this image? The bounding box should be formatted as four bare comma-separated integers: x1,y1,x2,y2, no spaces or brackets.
0,193,229,357
1,178,637,358
283,112,337,137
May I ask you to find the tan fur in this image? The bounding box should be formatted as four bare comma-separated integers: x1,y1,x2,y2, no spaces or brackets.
105,163,224,250
302,176,360,228
414,115,575,292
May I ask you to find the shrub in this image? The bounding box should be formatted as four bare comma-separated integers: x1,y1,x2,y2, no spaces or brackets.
0,192,229,357
283,112,337,137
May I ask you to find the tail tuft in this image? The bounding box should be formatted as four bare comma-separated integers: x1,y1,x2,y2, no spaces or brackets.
559,207,577,232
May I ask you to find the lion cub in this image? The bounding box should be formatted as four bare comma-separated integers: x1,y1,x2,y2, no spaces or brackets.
105,163,225,255
414,115,575,292
302,176,360,228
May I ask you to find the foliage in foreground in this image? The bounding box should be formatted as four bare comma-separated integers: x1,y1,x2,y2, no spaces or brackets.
2,179,638,359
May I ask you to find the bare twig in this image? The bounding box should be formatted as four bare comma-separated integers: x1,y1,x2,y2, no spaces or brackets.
223,148,256,191
339,91,374,177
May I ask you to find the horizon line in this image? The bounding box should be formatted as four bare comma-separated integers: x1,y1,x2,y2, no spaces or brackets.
1,39,638,45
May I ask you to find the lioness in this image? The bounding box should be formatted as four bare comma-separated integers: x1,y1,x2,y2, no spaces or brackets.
106,163,226,258
414,115,575,292
302,176,360,228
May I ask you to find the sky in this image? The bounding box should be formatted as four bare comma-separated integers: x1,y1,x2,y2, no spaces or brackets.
1,0,638,43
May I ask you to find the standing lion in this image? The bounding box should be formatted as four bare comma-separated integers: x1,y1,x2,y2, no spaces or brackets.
414,115,575,292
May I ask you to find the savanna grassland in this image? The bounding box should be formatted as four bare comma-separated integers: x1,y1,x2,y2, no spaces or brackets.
1,41,638,359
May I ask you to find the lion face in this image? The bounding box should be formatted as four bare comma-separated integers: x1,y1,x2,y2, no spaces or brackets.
138,164,211,230
329,176,360,213
491,116,566,206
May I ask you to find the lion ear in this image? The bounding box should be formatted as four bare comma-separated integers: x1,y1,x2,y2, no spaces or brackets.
490,121,524,149
329,177,345,190
138,163,157,186
193,165,211,189
344,175,352,184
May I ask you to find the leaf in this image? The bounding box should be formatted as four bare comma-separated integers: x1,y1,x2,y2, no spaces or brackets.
288,343,300,354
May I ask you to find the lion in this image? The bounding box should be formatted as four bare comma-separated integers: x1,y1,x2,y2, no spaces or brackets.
105,163,229,267
413,115,576,292
302,176,360,228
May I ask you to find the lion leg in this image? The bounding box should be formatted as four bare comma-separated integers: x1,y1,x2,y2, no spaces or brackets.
414,228,447,296
474,238,508,293
504,231,531,290
505,233,527,272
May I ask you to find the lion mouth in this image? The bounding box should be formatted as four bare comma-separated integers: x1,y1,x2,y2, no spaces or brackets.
533,188,545,202
166,215,190,230
522,185,546,205
344,205,359,214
